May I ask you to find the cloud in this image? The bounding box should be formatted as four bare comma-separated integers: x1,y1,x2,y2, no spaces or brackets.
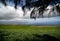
0,3,25,20
0,3,60,25
0,3,60,20
0,3,32,20
0,16,60,25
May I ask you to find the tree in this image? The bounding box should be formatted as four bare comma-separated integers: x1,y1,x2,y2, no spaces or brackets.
0,0,7,6
30,0,54,19
14,0,20,9
26,0,32,4
0,0,21,9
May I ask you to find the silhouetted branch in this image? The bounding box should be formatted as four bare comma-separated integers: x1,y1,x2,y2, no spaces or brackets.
14,0,20,9
0,0,7,6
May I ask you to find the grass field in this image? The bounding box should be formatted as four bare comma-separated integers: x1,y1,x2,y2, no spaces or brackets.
0,25,60,41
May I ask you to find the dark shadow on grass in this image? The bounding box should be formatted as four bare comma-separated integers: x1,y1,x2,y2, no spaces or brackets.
32,34,60,41
15,34,60,41
0,30,60,41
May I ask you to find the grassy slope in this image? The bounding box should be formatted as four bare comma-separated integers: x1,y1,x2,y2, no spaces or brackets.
0,25,60,41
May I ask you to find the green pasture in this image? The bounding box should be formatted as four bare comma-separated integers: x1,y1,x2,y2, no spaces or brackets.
0,25,60,41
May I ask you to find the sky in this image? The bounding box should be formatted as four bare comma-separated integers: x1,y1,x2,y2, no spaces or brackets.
0,0,60,25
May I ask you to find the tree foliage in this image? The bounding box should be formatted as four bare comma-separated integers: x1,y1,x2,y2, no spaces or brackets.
0,0,60,19
0,0,7,6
